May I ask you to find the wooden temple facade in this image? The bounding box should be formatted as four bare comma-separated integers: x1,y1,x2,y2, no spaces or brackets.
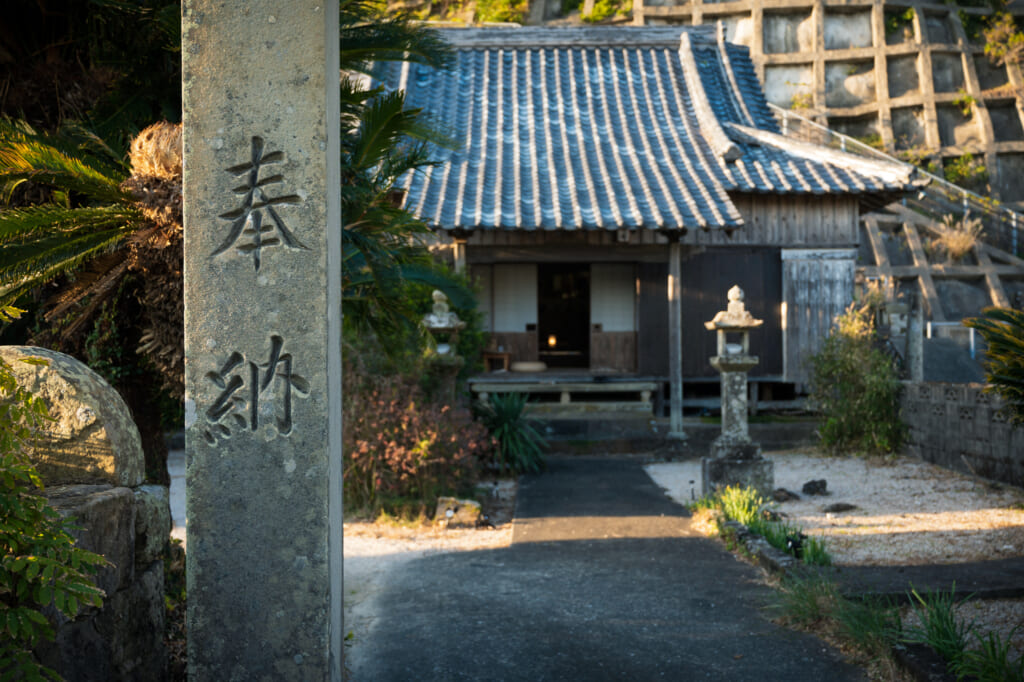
372,25,920,429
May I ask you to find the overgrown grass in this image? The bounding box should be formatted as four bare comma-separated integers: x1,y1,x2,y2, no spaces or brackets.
958,627,1024,680
771,577,1024,681
905,585,975,670
690,485,831,566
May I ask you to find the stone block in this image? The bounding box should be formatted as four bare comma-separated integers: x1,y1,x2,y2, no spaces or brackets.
95,561,168,682
702,457,775,497
710,437,762,461
0,346,144,487
134,485,171,566
34,613,113,682
435,497,482,528
46,484,136,596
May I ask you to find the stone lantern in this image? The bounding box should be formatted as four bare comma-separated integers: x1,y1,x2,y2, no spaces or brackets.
702,286,774,495
423,290,466,402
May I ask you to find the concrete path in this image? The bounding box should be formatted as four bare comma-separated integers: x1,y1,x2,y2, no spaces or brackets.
348,457,867,681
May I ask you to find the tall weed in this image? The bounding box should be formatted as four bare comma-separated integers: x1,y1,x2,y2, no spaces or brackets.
770,573,841,626
809,303,905,456
955,627,1024,680
904,585,975,668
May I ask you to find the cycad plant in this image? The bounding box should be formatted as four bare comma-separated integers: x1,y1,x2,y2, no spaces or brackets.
0,119,145,309
965,306,1024,423
474,393,548,474
341,0,471,346
0,118,184,399
0,119,183,484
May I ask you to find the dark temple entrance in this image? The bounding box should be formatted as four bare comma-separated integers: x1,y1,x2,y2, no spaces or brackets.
538,263,590,368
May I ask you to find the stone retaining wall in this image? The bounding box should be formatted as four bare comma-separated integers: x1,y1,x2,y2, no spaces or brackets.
902,382,1024,487
1,347,169,680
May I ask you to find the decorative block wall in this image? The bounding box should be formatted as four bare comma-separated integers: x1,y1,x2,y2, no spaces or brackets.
901,381,1024,486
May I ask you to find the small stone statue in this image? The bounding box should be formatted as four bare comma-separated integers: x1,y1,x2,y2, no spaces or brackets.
423,290,465,330
705,286,763,330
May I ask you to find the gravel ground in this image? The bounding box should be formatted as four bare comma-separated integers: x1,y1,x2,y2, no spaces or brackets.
646,450,1024,660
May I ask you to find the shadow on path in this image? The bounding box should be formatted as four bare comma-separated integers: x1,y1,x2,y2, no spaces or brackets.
348,457,866,681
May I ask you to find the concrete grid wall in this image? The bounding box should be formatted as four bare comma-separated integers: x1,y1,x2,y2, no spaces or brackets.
633,0,1024,209
902,381,1024,486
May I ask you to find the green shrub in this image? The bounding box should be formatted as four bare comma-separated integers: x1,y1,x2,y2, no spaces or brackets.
342,362,493,518
0,348,108,679
942,153,988,192
473,393,547,474
581,0,631,22
808,303,905,456
475,0,527,23
885,8,914,41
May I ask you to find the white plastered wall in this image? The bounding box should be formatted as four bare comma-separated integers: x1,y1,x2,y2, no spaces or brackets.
590,264,636,332
493,264,538,332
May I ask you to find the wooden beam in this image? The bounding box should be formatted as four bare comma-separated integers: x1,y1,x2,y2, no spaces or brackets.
902,222,947,322
863,217,891,272
981,242,1024,268
974,245,1012,308
863,264,1024,278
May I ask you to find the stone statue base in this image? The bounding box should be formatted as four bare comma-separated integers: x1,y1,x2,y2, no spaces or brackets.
709,434,761,461
425,353,464,404
702,455,774,497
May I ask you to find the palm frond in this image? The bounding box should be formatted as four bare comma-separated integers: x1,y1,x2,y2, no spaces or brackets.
966,307,1024,423
340,0,452,74
0,117,129,193
0,204,142,244
348,92,428,172
0,140,127,204
0,228,131,308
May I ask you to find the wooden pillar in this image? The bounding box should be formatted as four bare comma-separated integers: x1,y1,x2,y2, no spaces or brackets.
668,237,686,439
452,230,468,274
453,240,467,274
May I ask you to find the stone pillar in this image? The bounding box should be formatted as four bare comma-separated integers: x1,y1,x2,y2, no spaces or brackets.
907,291,924,383
701,287,774,495
182,2,342,680
667,238,686,439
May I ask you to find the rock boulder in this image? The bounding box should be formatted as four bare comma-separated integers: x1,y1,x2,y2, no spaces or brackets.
0,346,144,487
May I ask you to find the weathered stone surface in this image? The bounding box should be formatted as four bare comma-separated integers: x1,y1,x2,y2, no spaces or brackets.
134,485,171,566
46,484,136,596
35,563,167,681
702,457,775,496
435,497,482,528
182,1,343,678
710,437,761,461
95,561,168,682
35,614,114,682
0,346,144,488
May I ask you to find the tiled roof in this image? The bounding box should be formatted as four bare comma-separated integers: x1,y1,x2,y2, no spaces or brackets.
371,26,916,232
